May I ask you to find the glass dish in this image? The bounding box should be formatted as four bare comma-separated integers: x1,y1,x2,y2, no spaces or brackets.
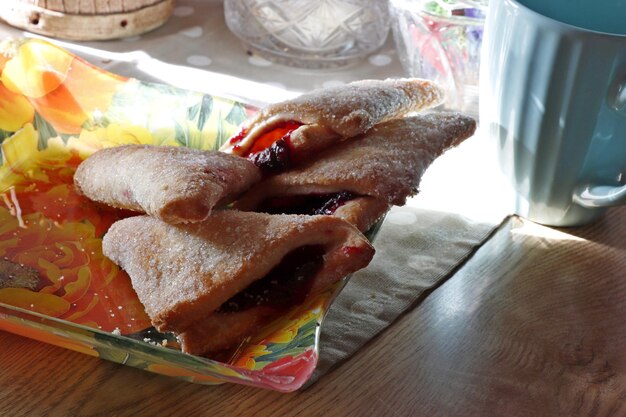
389,0,488,117
0,38,380,392
224,0,390,69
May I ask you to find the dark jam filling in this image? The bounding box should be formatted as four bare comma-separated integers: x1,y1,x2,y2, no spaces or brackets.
217,245,324,314
242,121,303,174
258,191,358,216
249,138,291,174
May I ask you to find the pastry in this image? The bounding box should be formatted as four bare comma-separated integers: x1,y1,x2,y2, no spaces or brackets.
220,78,444,173
102,211,374,355
178,306,277,354
74,145,261,224
240,191,391,234
234,112,476,231
333,197,391,233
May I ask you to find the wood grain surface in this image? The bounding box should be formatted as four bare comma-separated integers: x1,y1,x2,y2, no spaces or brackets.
1,207,625,417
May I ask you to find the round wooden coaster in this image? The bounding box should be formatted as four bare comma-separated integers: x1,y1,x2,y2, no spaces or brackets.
0,0,175,40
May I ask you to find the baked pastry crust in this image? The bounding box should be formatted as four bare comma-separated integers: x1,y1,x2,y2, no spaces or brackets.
235,112,476,228
74,145,261,223
220,78,444,162
102,211,374,337
333,197,391,233
178,306,277,355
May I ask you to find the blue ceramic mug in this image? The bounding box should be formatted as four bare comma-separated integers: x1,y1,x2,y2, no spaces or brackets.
480,0,626,226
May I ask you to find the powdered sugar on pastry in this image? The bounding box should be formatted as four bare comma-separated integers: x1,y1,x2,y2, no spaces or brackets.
220,78,444,160
101,211,374,336
333,197,391,233
74,145,261,224
236,112,476,217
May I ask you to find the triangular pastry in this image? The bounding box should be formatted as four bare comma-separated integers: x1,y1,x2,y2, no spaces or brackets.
234,112,476,231
220,78,444,172
333,197,391,233
102,211,374,354
74,145,261,224
178,306,277,354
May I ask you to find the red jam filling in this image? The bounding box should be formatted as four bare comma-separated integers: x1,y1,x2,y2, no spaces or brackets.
217,245,324,313
258,191,358,216
230,121,303,174
245,121,303,156
228,127,247,145
343,246,365,256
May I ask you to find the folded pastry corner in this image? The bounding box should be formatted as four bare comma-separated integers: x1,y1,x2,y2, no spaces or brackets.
102,211,374,355
74,145,261,224
177,306,278,355
235,111,476,231
220,78,444,173
333,197,391,233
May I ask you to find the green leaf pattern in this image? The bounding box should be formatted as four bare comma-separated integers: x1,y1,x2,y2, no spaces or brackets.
98,80,248,151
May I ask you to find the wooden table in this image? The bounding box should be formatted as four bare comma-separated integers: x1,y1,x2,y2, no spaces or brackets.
2,207,624,416
0,0,624,413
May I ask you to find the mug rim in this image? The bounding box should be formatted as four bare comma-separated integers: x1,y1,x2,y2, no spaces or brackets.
504,0,626,38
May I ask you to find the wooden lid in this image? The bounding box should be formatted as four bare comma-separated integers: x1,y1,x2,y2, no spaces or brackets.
0,0,175,40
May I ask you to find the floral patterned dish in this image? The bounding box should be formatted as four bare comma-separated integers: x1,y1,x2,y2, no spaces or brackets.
0,38,379,392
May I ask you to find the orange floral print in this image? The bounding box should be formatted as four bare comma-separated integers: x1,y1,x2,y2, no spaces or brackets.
1,39,127,134
0,155,151,333
0,83,34,132
0,202,150,332
0,38,334,388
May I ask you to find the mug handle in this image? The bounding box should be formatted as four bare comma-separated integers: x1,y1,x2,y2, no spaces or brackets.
574,184,626,208
573,72,626,208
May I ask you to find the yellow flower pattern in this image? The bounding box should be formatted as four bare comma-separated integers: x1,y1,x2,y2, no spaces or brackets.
0,38,336,391
0,83,34,132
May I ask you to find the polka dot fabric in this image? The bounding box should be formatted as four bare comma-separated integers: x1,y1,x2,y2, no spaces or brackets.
76,0,407,103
